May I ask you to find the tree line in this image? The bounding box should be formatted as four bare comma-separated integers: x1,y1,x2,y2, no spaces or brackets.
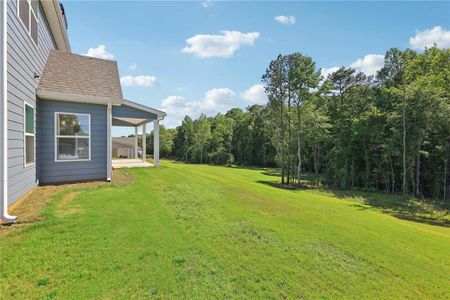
144,46,449,200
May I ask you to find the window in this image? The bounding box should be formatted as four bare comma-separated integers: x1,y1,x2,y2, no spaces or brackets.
55,113,91,162
17,0,38,46
24,103,35,166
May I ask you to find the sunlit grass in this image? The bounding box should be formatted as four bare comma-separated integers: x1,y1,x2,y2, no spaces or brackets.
1,161,449,299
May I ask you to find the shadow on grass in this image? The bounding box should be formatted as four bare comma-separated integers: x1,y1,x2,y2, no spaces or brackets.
257,178,449,227
261,170,281,177
257,180,319,190
323,188,449,227
261,170,319,183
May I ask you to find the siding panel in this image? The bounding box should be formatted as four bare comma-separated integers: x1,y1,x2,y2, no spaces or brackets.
6,1,56,205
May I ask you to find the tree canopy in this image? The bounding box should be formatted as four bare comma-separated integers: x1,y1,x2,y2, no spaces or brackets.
144,46,449,200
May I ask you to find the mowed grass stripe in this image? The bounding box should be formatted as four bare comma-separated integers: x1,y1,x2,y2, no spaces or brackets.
0,161,449,299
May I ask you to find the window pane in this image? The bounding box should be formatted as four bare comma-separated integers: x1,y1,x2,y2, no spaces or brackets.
30,0,38,15
25,105,34,134
57,138,89,160
18,0,30,30
77,139,89,159
30,14,38,46
25,135,35,164
58,114,90,136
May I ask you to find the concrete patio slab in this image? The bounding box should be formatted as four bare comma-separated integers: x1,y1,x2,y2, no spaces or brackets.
112,159,153,169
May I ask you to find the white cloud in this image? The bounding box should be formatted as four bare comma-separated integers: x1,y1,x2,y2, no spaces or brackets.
321,54,383,79
320,66,340,80
203,88,235,108
160,96,193,127
160,88,236,127
241,84,268,104
275,16,296,26
350,54,384,76
129,63,137,71
182,31,260,58
409,26,450,49
85,45,114,60
120,75,157,87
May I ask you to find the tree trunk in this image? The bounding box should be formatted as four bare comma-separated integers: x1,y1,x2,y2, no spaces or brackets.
410,158,415,196
389,154,395,194
262,137,266,167
415,136,422,197
280,102,285,185
317,144,320,185
297,135,300,185
287,92,292,185
444,159,448,201
314,145,317,178
364,142,370,188
296,105,301,186
402,97,407,195
350,156,355,189
313,143,320,186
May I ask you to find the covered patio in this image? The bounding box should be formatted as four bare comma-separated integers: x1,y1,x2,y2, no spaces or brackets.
112,159,152,169
108,99,166,176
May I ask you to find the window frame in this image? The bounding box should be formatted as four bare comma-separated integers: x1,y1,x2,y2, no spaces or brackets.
23,102,35,167
16,0,39,48
54,112,91,163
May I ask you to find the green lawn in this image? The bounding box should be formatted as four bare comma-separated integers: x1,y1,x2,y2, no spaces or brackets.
1,161,449,299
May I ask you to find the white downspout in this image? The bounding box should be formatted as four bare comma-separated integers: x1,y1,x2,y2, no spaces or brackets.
1,0,16,223
106,103,112,181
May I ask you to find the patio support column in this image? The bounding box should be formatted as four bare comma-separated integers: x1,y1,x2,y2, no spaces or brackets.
106,103,112,181
154,119,160,166
142,123,146,162
134,126,138,159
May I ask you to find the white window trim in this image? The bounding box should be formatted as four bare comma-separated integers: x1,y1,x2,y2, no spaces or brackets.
16,0,38,48
23,102,35,167
54,112,91,163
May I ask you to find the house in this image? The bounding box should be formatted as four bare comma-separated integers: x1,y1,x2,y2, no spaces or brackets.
0,0,165,223
112,137,142,159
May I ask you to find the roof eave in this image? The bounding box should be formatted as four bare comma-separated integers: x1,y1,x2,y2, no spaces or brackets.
123,99,167,119
41,1,71,52
37,89,123,106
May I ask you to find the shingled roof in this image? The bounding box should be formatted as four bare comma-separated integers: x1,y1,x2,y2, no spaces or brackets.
37,50,123,105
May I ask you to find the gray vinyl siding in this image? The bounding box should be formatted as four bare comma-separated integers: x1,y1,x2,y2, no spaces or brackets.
6,0,56,204
37,100,107,184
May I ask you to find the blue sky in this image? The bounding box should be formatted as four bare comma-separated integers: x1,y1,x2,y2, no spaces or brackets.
63,1,450,135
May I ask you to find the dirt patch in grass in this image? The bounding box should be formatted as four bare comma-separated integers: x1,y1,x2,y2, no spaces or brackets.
55,192,84,217
0,169,133,234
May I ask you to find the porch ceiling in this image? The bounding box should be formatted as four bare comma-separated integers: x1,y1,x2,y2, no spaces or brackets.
112,117,148,126
112,99,166,126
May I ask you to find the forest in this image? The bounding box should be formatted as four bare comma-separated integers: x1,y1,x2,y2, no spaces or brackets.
143,46,449,200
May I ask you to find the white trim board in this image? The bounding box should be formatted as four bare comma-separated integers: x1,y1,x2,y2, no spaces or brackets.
23,101,35,168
